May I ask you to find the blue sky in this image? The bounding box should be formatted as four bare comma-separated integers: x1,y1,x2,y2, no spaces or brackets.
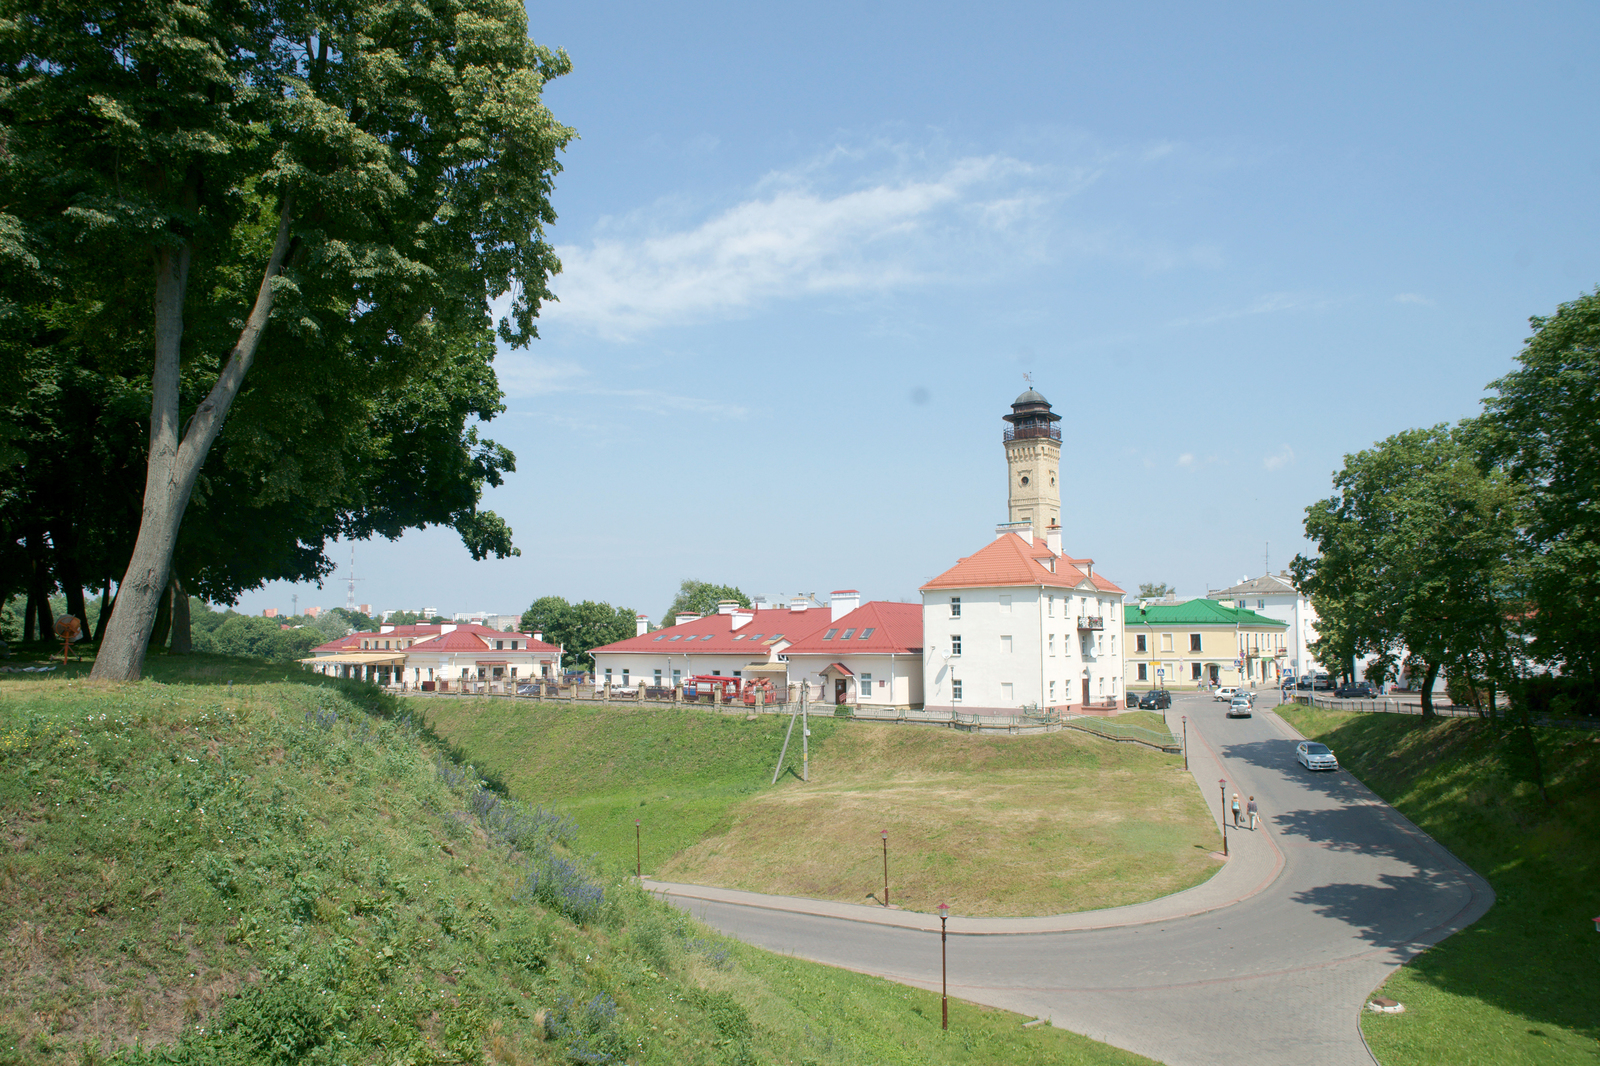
238,0,1600,622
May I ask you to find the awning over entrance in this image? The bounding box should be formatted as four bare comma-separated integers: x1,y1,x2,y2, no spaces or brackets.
299,652,406,666
744,662,787,675
821,662,854,677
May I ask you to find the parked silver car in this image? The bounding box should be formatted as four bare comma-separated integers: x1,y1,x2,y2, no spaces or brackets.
1227,694,1253,718
1296,741,1339,771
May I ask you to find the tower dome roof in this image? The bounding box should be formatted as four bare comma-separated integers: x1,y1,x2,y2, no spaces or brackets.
1013,388,1049,406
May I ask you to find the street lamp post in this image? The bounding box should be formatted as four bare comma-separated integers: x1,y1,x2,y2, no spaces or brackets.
938,902,950,1031
635,819,641,878
1182,716,1188,771
881,829,890,907
1218,778,1229,857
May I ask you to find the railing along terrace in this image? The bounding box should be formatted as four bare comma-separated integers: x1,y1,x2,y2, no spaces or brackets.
1003,424,1062,443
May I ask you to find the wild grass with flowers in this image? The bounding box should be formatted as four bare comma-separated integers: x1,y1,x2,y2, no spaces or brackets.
0,656,1156,1065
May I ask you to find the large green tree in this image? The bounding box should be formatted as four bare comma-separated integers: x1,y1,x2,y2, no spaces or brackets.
1,0,572,679
1479,289,1600,684
662,580,750,627
518,596,636,672
1292,424,1523,719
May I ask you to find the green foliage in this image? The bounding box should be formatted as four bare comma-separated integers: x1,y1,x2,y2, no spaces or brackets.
1480,288,1600,684
663,580,751,627
518,596,638,670
1282,708,1600,1065
1292,424,1523,713
1136,582,1173,599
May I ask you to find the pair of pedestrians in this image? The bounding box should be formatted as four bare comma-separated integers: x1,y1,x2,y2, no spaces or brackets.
1230,793,1261,830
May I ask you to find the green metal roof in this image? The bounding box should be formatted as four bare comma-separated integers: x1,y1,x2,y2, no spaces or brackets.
1122,599,1288,628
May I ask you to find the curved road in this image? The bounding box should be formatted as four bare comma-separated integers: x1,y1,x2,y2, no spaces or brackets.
648,693,1492,1066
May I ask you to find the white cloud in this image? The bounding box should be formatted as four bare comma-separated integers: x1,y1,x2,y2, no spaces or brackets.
1177,452,1195,467
1263,444,1295,471
1393,292,1434,306
544,155,1038,339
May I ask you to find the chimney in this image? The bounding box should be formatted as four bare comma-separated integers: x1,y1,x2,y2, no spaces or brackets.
830,589,861,621
635,614,649,637
676,612,701,625
730,609,753,630
994,520,1032,543
531,631,542,642
440,623,456,634
380,624,394,633
716,600,740,615
1046,524,1062,556
788,597,808,613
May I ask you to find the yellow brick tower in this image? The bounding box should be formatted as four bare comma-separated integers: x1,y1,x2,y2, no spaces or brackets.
1002,386,1062,538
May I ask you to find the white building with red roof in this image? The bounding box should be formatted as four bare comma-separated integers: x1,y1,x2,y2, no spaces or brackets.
300,622,561,691
918,387,1127,715
779,592,924,708
589,598,836,692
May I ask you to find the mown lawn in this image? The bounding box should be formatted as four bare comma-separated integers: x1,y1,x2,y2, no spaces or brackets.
420,698,1221,917
1280,707,1600,1066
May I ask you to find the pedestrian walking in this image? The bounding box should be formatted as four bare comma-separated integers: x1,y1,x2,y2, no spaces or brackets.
1247,796,1259,830
1231,792,1242,827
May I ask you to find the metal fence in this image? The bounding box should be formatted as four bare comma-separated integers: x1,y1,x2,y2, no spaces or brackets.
1061,717,1183,752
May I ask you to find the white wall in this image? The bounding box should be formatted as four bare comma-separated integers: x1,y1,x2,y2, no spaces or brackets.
921,585,1123,711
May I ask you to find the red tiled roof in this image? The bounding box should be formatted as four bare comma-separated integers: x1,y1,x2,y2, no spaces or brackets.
591,606,835,657
312,623,558,655
781,601,923,655
920,533,1125,595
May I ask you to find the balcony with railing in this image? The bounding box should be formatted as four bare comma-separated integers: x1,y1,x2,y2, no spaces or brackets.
1077,615,1104,631
1003,423,1062,443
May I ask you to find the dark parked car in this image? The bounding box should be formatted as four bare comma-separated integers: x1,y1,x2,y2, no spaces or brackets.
1335,681,1376,698
1138,689,1172,710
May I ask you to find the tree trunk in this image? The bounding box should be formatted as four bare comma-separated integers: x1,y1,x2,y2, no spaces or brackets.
91,194,295,681
151,580,173,652
92,580,113,643
169,575,191,654
22,587,37,643
52,522,88,635
1419,661,1441,720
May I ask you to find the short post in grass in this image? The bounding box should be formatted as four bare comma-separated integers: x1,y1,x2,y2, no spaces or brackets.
635,819,641,878
1218,779,1229,857
881,829,890,907
1182,716,1188,770
938,902,950,1031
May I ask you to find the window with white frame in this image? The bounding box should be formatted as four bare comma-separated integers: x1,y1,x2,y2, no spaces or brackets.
672,669,681,685
950,634,962,655
1048,595,1054,616
1136,634,1147,652
860,672,872,698
951,678,963,701
1138,663,1148,681
604,668,612,682
950,597,961,618
653,669,662,685
1049,679,1057,701
1192,663,1202,680
1001,634,1013,653
1190,633,1202,652
622,669,629,685
1048,633,1055,656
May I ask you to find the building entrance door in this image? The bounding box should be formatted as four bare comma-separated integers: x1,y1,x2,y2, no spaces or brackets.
1081,678,1091,706
835,678,848,704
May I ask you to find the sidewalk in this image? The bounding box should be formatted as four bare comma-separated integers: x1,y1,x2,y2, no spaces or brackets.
645,707,1286,936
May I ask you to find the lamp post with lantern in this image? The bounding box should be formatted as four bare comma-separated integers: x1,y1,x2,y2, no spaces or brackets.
938,902,950,1030
1218,778,1229,857
881,829,890,907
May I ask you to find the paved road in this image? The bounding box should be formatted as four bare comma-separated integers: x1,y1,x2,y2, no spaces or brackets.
648,691,1493,1066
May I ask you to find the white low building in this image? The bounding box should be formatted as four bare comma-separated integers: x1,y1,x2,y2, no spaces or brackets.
779,592,924,708
589,599,835,691
301,622,561,690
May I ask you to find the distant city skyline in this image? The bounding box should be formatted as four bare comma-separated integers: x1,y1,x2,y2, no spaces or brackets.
233,1,1600,622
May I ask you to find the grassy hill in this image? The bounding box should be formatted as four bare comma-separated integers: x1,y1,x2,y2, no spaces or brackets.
1281,707,1600,1066
0,656,1157,1066
416,700,1219,917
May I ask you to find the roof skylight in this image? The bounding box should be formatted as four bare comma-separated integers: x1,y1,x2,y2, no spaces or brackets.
859,628,874,639
841,628,856,639
823,629,838,640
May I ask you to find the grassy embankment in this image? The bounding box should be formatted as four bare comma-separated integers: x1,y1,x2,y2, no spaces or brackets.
1280,707,1600,1066
419,699,1219,917
0,654,1157,1066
